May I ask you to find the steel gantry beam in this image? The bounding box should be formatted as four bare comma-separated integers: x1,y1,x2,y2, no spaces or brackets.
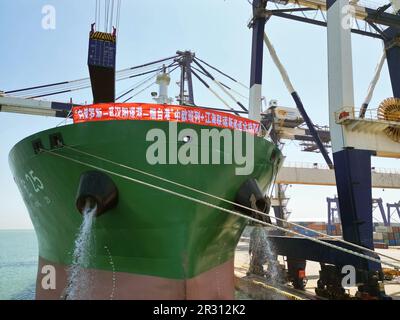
266,11,384,39
268,0,400,28
0,96,74,118
276,163,400,189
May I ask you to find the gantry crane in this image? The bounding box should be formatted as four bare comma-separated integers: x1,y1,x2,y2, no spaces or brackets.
247,0,400,299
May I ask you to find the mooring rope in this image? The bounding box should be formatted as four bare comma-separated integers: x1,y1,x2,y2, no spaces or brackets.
62,145,400,266
40,147,400,270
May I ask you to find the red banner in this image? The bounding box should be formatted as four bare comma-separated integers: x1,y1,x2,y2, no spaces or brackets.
72,103,260,135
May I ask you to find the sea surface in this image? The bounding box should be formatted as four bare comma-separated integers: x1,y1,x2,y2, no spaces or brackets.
0,230,252,300
0,230,37,300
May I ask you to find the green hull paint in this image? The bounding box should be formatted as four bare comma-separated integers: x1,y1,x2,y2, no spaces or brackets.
9,120,281,279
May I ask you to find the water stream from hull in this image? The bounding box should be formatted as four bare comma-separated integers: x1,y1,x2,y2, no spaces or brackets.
262,228,281,286
65,199,97,300
249,226,285,299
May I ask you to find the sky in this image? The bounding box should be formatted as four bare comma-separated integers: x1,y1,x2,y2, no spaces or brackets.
0,0,399,229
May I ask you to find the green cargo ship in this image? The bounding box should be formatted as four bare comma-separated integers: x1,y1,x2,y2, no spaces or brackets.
9,111,282,299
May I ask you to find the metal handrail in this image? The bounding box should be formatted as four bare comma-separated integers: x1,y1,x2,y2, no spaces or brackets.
336,107,400,123
283,161,400,174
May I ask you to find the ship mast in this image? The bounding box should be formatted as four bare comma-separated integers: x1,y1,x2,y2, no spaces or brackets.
176,51,195,106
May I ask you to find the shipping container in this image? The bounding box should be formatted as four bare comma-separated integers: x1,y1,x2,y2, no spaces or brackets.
375,226,390,233
374,243,388,249
373,232,384,240
383,233,389,240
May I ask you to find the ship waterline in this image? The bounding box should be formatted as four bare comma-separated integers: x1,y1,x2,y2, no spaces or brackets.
36,256,236,300
9,119,281,299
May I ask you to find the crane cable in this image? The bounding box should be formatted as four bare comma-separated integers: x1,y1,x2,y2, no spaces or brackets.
109,0,115,33
193,58,248,112
95,0,98,26
5,56,179,98
97,0,101,27
191,66,249,102
190,66,248,108
117,69,162,101
96,0,118,33
6,55,178,94
122,81,156,103
195,57,249,90
192,56,249,101
190,68,241,116
117,62,178,100
40,147,400,270
122,64,180,102
116,0,122,35
60,144,400,266
104,0,108,32
116,73,159,100
26,64,171,99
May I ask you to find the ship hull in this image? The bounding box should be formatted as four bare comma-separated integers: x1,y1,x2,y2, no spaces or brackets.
9,120,281,299
36,256,235,300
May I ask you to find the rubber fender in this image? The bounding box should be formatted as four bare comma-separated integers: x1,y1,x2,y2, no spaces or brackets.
75,171,118,216
234,179,271,224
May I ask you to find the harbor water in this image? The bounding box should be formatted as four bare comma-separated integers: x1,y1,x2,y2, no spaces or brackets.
0,230,37,300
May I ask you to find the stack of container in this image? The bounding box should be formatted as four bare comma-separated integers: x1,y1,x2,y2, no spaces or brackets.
290,222,320,237
326,223,342,236
284,222,400,249
373,224,400,249
288,222,342,238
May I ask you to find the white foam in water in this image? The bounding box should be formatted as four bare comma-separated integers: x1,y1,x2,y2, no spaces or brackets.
65,200,97,300
261,229,281,285
251,226,285,299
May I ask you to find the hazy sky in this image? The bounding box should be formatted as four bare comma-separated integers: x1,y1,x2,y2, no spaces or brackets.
0,0,399,229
